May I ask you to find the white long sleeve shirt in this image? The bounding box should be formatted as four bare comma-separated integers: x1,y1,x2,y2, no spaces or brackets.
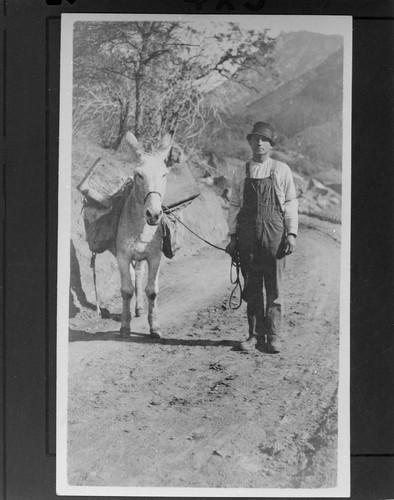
228,157,298,236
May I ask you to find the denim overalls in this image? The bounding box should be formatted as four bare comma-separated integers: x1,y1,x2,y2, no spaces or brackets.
237,161,286,339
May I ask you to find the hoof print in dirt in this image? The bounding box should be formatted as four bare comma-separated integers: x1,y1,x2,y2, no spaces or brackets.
259,444,282,457
209,362,224,371
169,396,188,407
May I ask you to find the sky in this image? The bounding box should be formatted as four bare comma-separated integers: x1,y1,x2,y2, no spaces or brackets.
66,13,352,39
182,14,351,38
222,15,350,37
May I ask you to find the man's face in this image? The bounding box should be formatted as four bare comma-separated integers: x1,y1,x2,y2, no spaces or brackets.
249,135,272,157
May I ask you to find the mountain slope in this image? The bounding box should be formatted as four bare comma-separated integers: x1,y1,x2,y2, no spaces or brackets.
210,31,343,112
273,31,343,83
207,47,344,178
245,48,344,138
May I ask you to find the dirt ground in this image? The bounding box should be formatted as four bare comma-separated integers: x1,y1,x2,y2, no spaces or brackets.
66,214,341,490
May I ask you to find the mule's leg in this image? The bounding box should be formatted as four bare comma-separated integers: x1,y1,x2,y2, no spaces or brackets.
117,253,135,337
134,260,145,317
145,255,161,338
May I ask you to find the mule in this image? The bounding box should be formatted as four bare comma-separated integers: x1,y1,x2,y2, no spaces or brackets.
116,131,173,338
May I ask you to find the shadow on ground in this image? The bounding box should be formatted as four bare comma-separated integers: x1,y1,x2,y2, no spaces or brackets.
69,328,240,349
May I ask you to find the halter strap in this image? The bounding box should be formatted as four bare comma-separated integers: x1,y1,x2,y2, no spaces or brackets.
144,191,162,205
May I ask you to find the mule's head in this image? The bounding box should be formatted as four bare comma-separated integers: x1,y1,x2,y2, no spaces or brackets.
126,132,173,226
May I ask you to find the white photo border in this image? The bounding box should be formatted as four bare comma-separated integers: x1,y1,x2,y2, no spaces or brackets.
57,13,352,497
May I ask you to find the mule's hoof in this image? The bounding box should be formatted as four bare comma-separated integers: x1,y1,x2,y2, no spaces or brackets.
135,307,144,318
150,330,161,339
119,327,131,338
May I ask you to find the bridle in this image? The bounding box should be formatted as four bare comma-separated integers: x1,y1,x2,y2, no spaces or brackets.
143,191,162,205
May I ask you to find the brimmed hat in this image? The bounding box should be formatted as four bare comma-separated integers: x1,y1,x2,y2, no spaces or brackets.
247,122,276,145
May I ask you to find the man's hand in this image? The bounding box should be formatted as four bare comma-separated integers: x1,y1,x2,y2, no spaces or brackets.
225,236,238,256
285,234,296,255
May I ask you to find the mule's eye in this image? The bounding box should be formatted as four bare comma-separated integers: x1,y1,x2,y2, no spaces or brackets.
162,172,167,178
135,172,143,181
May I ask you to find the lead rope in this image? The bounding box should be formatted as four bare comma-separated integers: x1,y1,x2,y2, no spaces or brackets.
229,252,243,310
163,206,243,309
162,206,227,252
90,252,101,316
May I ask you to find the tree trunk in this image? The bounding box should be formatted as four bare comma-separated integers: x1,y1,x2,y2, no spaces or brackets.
134,74,142,139
113,99,130,150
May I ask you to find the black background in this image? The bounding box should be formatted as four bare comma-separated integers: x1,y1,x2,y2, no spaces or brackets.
2,0,394,498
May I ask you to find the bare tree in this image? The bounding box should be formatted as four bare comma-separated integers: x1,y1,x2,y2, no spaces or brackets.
73,20,277,152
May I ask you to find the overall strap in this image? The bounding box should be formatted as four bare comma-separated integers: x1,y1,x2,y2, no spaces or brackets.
245,162,251,178
269,160,285,215
269,158,277,179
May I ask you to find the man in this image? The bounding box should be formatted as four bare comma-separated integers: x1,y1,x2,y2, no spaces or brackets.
225,122,298,353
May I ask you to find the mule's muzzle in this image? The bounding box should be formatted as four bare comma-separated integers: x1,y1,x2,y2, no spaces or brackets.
146,208,163,226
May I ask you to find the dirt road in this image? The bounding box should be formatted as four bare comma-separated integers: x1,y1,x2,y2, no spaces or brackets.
67,215,341,489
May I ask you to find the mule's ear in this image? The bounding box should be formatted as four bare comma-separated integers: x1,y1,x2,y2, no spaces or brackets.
159,132,174,161
161,132,174,149
125,131,144,160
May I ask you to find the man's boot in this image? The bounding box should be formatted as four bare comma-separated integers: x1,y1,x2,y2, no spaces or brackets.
241,305,260,352
266,334,281,353
239,334,258,351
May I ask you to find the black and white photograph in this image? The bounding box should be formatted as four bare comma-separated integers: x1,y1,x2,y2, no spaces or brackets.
57,14,352,496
